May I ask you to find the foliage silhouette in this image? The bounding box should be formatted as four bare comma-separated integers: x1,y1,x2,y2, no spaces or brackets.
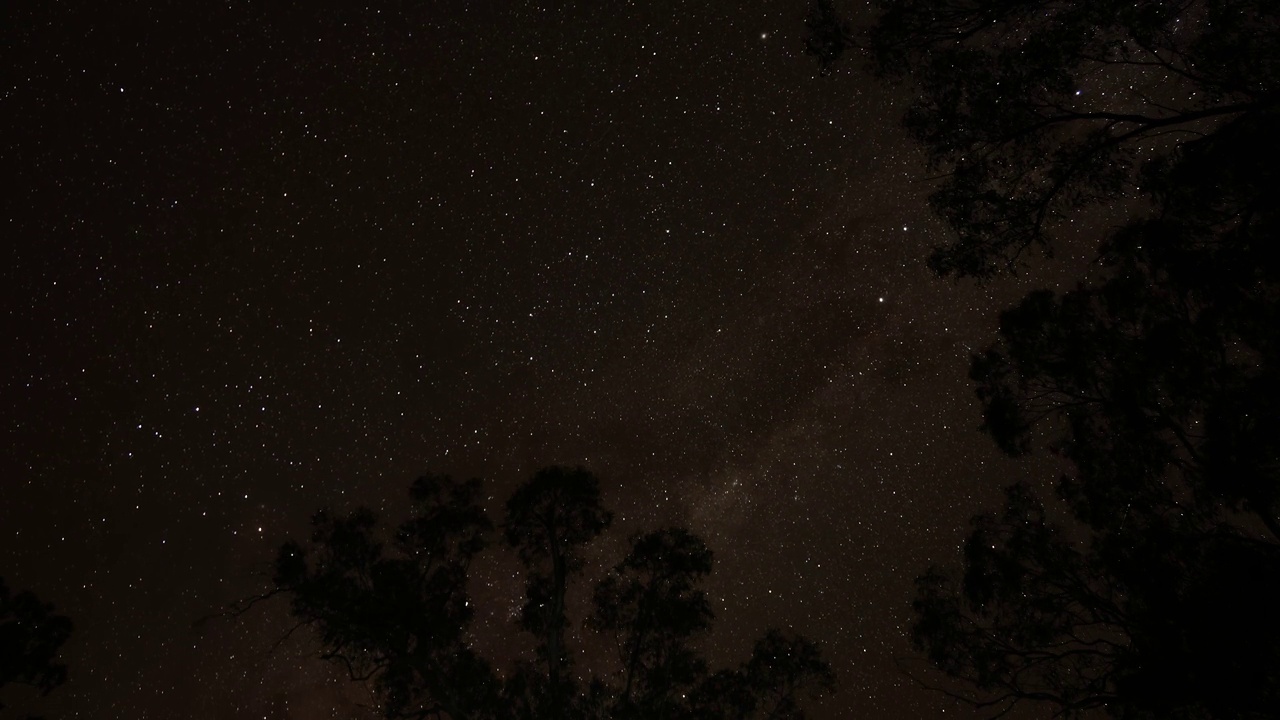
273,467,834,719
0,577,72,719
810,0,1280,717
812,0,1280,279
923,173,1280,716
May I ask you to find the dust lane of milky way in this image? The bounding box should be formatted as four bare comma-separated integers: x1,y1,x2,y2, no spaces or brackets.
4,3,1062,718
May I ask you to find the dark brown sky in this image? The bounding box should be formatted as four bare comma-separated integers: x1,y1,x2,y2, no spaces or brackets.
4,3,1073,718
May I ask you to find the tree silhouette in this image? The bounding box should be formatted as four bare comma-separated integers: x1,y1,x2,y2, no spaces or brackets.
917,181,1280,715
272,467,834,720
274,475,498,719
805,0,1280,717
504,466,613,719
0,577,73,719
588,527,713,719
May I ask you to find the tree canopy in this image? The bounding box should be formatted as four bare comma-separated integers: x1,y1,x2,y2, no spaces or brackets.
811,0,1280,716
816,0,1280,279
271,467,834,720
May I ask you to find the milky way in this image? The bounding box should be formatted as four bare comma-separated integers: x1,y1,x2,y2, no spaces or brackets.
4,3,1070,718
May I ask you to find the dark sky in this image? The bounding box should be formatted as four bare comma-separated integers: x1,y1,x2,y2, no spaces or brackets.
4,3,1069,718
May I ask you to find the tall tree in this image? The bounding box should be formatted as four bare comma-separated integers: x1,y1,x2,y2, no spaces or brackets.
503,466,613,718
269,467,835,720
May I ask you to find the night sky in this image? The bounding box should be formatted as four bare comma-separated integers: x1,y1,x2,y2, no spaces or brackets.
5,3,1075,718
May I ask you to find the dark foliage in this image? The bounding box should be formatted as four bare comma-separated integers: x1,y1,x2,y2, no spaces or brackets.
272,467,835,720
805,0,1280,717
274,474,497,719
858,0,1280,278
925,134,1280,714
0,577,73,718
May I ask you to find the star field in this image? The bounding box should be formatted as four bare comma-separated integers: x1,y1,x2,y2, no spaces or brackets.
5,3,1067,718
